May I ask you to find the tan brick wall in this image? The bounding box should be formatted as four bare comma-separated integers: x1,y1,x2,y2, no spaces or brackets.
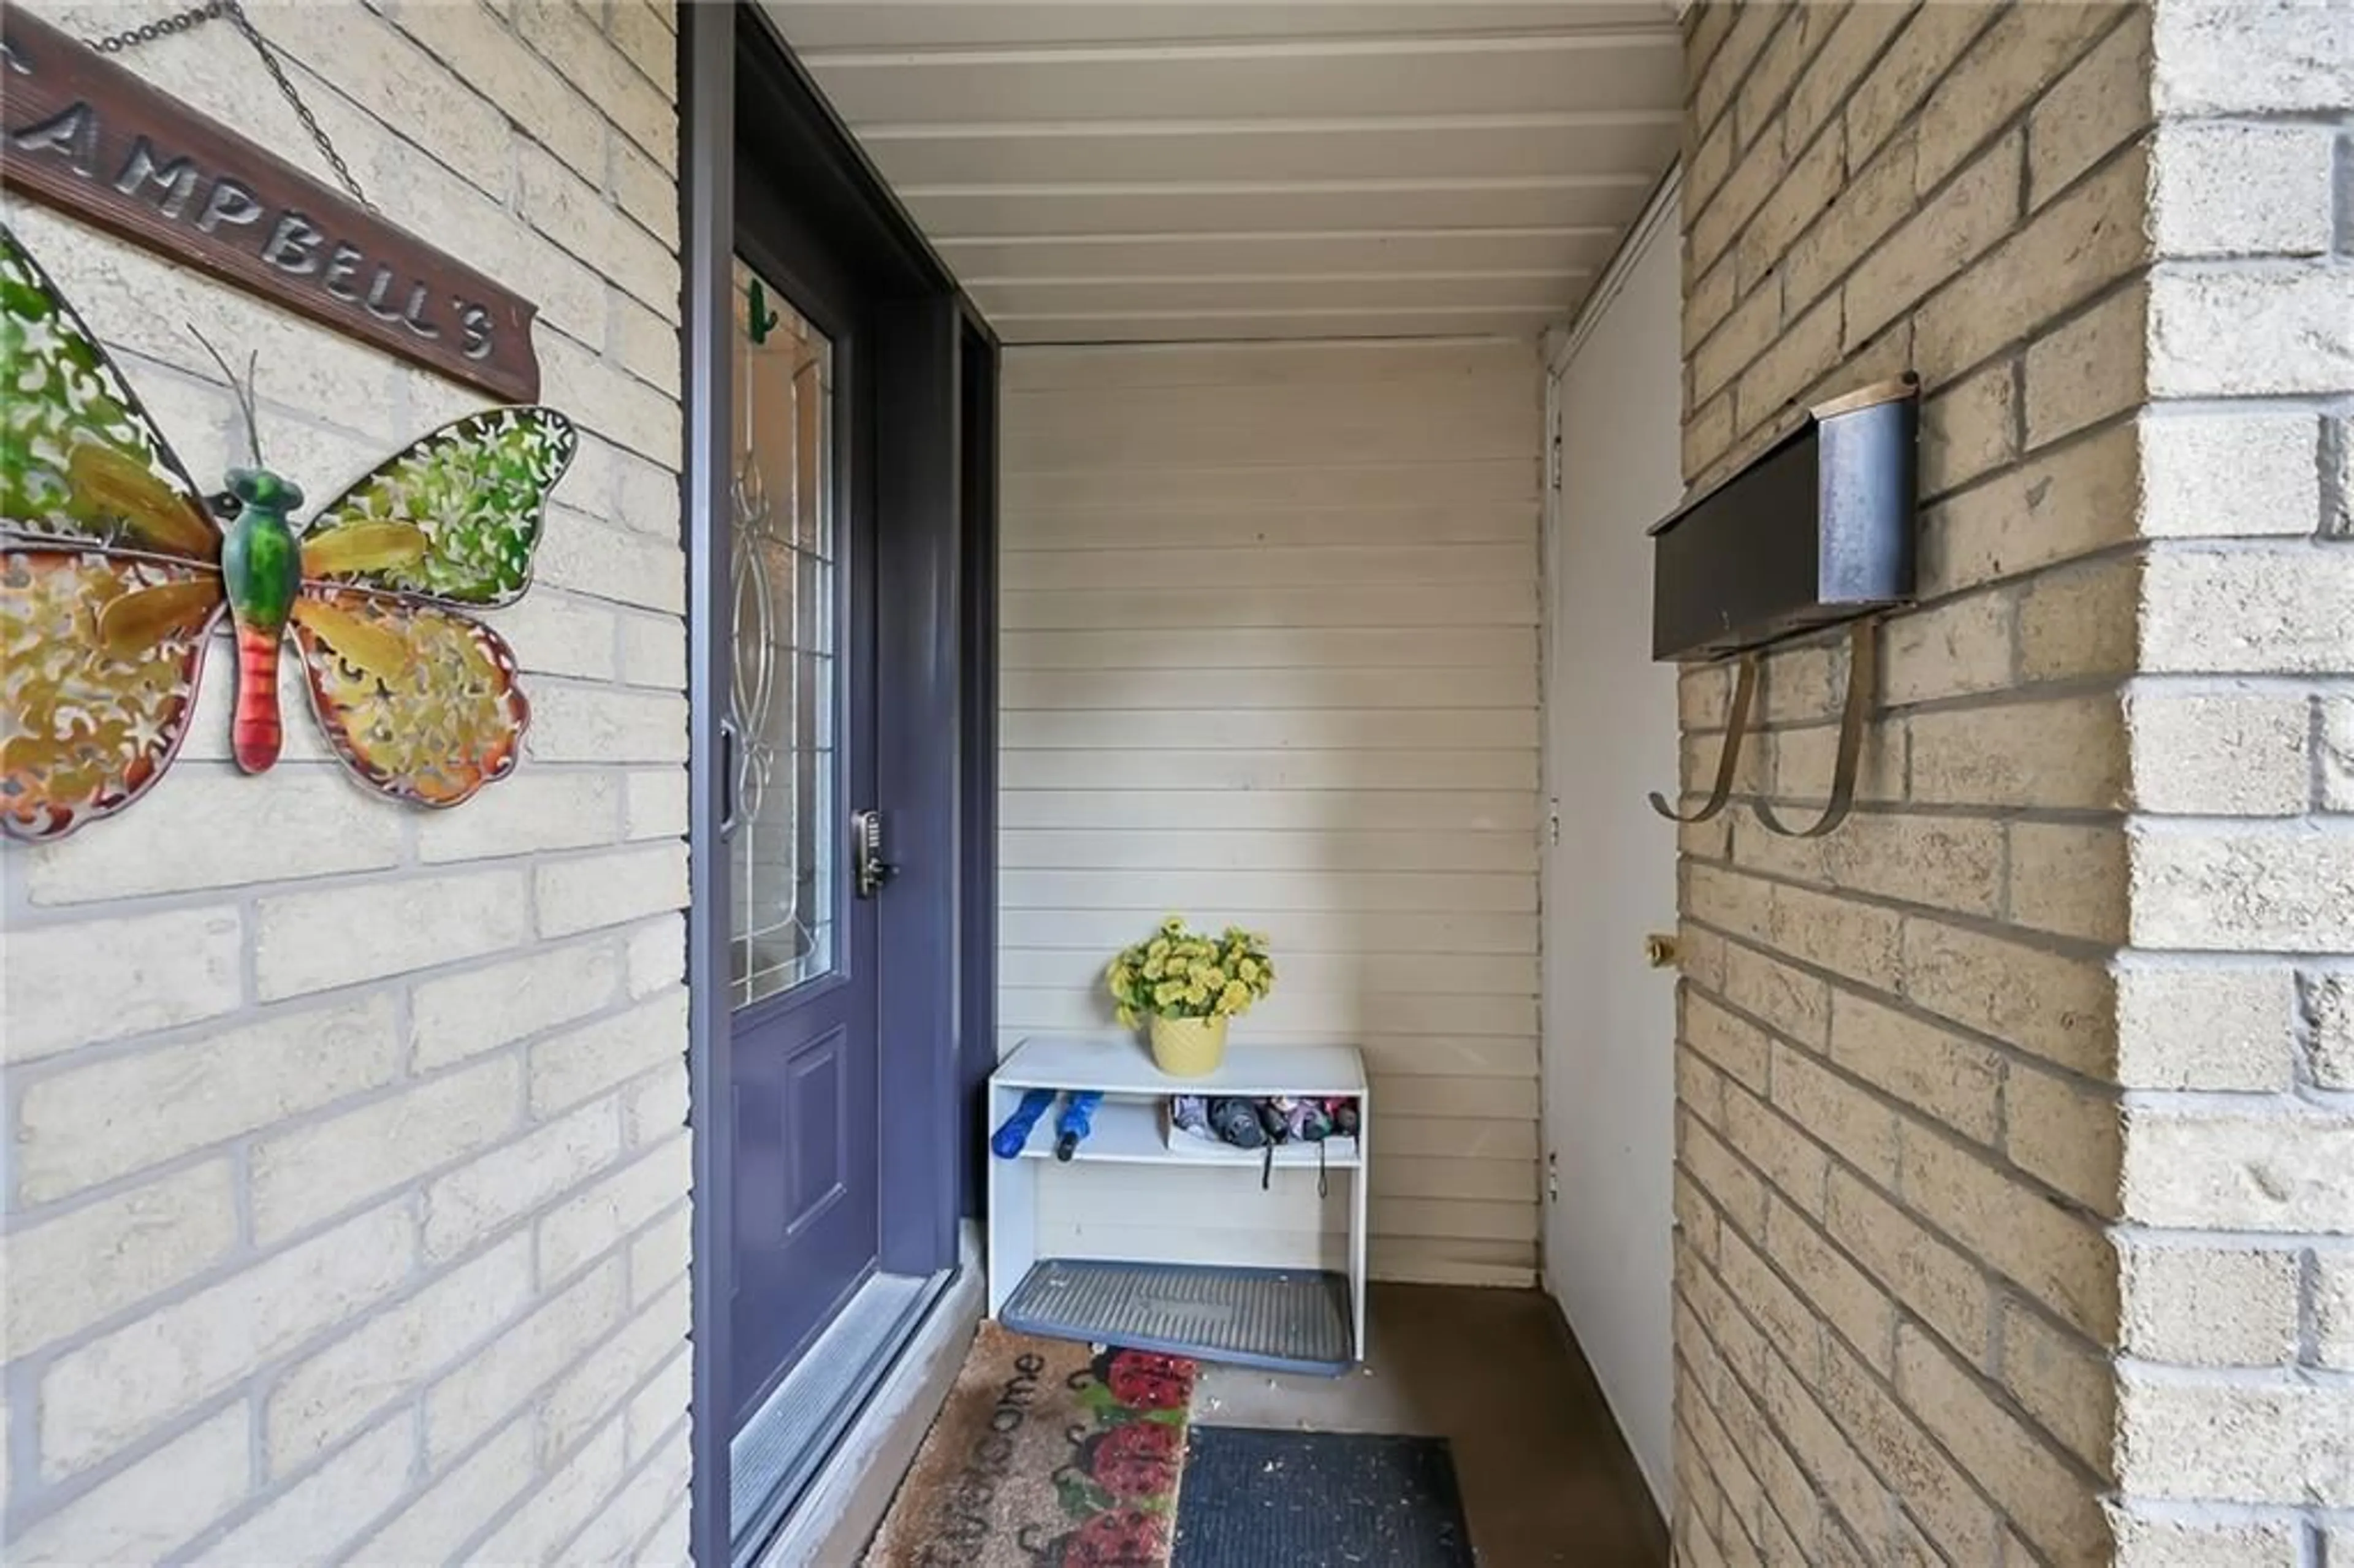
1674,7,2146,1557
0,2,690,1561
1675,2,2352,1562
1676,6,2354,1553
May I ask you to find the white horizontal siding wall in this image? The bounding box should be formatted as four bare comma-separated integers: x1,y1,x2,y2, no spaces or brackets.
999,339,1545,1287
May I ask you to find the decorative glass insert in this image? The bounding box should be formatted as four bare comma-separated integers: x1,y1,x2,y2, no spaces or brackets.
728,261,837,1007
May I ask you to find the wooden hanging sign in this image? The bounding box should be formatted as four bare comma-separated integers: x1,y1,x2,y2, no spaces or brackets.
0,7,541,402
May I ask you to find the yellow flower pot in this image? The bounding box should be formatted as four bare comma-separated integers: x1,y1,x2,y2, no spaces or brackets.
1149,1015,1228,1078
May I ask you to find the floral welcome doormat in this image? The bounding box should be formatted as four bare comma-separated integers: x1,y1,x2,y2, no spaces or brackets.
864,1323,1199,1567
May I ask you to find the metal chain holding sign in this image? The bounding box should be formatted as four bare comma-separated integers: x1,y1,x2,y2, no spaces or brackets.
83,0,372,210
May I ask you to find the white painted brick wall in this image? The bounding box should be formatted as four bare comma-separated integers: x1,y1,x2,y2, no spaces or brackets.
2106,2,2354,1557
15,995,403,1202
0,2,690,1561
1674,1,2350,1564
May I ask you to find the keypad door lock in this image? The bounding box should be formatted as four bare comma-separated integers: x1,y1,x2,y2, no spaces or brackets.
853,809,896,899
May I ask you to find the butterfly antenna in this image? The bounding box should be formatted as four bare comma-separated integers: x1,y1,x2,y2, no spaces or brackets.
188,324,264,468
245,351,262,465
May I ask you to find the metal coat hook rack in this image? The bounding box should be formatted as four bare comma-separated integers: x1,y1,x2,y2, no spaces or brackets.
1642,376,1919,839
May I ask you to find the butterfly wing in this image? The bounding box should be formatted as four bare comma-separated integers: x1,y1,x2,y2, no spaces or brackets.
298,408,575,607
287,588,526,807
290,407,571,802
1,222,221,560
2,221,228,839
2,546,226,840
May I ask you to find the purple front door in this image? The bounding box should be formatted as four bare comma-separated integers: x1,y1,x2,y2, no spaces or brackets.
720,248,882,1429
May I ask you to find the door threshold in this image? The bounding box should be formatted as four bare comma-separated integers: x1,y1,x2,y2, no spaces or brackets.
731,1266,950,1561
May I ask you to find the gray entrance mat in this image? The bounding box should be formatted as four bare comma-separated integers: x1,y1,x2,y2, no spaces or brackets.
1000,1258,1354,1375
1172,1428,1475,1567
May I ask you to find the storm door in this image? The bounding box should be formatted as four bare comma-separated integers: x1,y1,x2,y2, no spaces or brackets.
722,249,882,1431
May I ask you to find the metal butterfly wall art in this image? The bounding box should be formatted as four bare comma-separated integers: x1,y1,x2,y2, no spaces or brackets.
1,221,576,842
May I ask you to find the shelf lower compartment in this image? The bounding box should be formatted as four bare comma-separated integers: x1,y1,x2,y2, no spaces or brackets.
1003,1095,1361,1168
999,1257,1354,1377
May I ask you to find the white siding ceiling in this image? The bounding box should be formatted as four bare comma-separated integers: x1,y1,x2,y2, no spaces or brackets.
759,3,1685,343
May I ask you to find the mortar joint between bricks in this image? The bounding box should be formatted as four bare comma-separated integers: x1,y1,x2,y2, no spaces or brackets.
2320,416,2350,539
2316,697,2332,813
2297,1249,2325,1368
2334,132,2353,259
2292,972,2325,1090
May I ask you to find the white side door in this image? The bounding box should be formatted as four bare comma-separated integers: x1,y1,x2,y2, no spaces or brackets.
1539,181,1684,1512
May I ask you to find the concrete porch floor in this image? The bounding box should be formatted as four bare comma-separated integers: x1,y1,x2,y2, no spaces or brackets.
1194,1284,1668,1567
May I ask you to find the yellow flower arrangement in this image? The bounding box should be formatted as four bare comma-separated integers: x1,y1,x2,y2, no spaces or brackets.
1106,915,1274,1027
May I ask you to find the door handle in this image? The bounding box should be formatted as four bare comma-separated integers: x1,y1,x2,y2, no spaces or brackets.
717,716,740,839
853,808,896,898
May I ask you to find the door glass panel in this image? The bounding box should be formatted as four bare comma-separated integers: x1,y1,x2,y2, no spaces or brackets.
729,260,837,1008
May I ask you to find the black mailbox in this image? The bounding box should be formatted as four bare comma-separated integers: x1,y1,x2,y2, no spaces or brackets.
1648,378,1918,663
1644,378,1919,839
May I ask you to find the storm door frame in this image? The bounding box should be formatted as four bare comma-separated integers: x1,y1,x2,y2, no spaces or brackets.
679,9,1000,1560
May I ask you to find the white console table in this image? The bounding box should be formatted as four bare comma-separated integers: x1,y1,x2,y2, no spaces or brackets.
985,1036,1369,1374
